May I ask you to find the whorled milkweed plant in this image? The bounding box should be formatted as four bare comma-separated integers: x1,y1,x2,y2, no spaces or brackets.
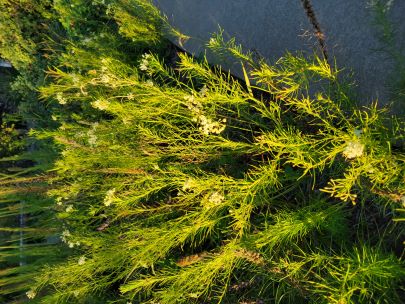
30,27,405,303
0,0,404,303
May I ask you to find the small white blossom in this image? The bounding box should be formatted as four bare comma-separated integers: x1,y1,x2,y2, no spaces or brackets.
209,37,216,44
208,192,224,205
103,188,116,206
71,74,80,85
343,140,365,159
184,94,204,117
139,53,151,71
56,197,63,206
26,290,36,299
145,80,154,87
68,241,75,248
184,95,195,102
198,85,208,97
184,94,198,107
91,99,109,110
65,205,74,212
139,63,148,71
56,92,67,105
100,74,111,83
62,229,71,238
182,178,196,191
183,93,226,135
198,115,226,135
87,123,99,147
78,256,86,265
88,134,97,146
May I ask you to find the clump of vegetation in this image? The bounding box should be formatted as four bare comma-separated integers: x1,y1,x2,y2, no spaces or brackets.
0,0,404,303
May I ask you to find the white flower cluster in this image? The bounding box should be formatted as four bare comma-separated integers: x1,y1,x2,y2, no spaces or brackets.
139,53,152,71
100,74,111,83
343,140,364,159
198,116,227,135
184,95,202,115
103,188,116,206
208,192,224,205
26,290,36,299
145,79,154,87
61,229,80,248
56,92,67,105
199,85,208,97
182,178,197,192
184,94,227,135
87,122,99,147
65,204,74,212
61,229,71,242
202,191,225,209
209,37,217,45
56,197,63,206
91,99,110,110
78,256,86,265
68,241,80,248
70,74,80,85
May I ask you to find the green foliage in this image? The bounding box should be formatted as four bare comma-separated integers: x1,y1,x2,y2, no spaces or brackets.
0,122,25,157
0,0,53,70
0,1,404,304
111,0,163,44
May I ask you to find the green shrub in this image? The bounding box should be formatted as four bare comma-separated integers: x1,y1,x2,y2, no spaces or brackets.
0,0,54,71
32,30,404,304
0,1,404,303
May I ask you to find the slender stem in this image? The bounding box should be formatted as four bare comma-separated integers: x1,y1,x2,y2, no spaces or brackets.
300,0,329,63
